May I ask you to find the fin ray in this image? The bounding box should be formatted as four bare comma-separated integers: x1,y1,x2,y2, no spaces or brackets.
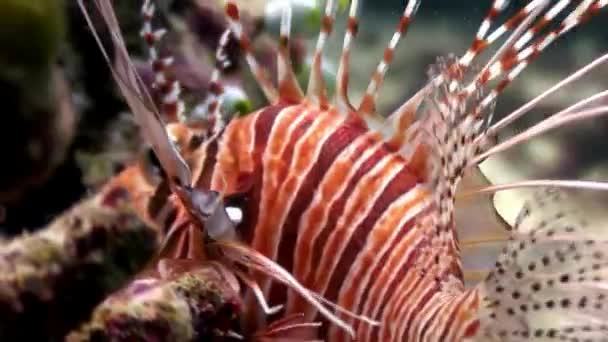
277,2,304,103
77,0,192,188
306,0,336,108
225,2,279,102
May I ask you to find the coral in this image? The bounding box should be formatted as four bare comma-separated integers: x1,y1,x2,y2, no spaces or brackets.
68,262,242,342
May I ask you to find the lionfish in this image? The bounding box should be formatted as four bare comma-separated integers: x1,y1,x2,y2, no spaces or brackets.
78,0,608,340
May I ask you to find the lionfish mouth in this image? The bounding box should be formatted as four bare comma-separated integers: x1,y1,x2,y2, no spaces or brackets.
76,0,608,341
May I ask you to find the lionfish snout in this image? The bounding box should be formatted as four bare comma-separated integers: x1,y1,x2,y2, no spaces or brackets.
179,186,241,241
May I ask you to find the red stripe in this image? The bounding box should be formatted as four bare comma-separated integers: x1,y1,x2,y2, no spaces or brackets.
371,228,431,338
251,109,317,258
324,163,418,306
380,268,428,340
321,15,334,34
269,115,367,306
438,292,471,341
400,281,440,340
353,217,419,329
309,147,388,277
232,105,285,243
289,132,381,316
418,298,448,341
225,3,239,20
347,17,359,36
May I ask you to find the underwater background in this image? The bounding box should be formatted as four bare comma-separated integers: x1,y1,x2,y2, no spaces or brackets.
0,0,607,340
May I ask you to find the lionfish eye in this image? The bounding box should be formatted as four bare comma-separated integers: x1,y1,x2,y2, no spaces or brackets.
225,206,243,225
224,193,247,225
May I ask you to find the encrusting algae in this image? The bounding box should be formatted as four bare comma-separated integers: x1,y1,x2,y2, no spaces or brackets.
3,0,608,341
0,179,157,340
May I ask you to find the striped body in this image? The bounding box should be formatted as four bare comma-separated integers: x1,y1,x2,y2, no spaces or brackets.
174,102,479,341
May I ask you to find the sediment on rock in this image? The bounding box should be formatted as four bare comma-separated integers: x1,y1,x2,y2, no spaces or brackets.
67,261,242,342
0,187,158,340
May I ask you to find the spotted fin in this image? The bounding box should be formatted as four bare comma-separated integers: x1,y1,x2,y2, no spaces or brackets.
414,55,493,234
474,188,608,341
